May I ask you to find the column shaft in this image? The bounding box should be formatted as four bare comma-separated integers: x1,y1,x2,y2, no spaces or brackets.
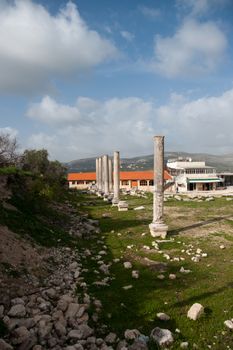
103,155,109,195
149,136,168,238
108,158,113,192
153,136,164,223
98,157,102,192
112,151,120,204
96,158,99,189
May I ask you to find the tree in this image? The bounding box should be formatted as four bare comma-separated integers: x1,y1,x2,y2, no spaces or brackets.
21,149,50,175
0,132,19,167
20,149,67,199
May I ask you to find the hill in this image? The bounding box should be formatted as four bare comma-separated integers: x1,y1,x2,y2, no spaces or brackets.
66,151,233,173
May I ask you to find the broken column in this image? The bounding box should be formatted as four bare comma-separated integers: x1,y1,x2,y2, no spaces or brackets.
149,136,168,238
112,151,120,206
108,157,113,193
103,154,109,198
96,158,99,190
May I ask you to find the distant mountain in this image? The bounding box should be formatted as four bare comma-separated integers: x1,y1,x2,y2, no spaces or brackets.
66,152,233,173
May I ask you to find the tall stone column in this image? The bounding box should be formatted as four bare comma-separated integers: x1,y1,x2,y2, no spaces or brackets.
103,155,109,196
96,158,99,189
108,158,113,193
98,157,102,192
112,151,120,205
149,136,168,238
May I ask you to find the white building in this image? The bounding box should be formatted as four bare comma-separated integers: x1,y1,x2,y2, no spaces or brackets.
167,158,223,192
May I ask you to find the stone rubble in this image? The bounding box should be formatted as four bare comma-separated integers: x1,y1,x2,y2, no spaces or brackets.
156,313,170,321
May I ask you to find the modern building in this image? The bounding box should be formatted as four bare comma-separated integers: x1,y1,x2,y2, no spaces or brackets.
217,173,233,187
167,158,223,192
67,170,172,192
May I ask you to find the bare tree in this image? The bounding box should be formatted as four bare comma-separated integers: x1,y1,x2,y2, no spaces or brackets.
0,132,19,167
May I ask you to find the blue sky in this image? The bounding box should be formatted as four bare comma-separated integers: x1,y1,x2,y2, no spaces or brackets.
1,0,233,161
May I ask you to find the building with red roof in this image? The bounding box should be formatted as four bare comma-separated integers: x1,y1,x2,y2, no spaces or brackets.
67,170,172,192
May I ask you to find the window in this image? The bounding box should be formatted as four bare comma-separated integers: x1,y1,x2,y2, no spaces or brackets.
140,180,147,186
71,181,76,185
122,180,129,185
77,181,84,184
149,180,154,186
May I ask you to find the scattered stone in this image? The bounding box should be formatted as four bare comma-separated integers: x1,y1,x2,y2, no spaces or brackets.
65,303,80,319
220,245,225,249
157,274,165,280
150,327,174,347
102,213,112,218
118,201,129,211
180,266,191,274
124,329,141,340
224,320,233,330
163,254,170,260
187,303,204,320
180,342,189,349
191,256,201,263
134,206,145,210
128,339,148,349
8,304,26,318
132,270,139,279
0,305,4,318
169,274,176,280
68,329,82,340
122,285,133,290
123,262,132,269
11,326,30,345
0,339,13,350
157,313,170,321
105,332,117,344
99,264,110,275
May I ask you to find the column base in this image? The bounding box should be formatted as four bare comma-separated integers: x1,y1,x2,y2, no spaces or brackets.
112,198,119,206
149,222,168,239
118,201,128,211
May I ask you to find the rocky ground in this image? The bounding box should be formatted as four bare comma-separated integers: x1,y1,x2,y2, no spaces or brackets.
2,191,233,349
0,199,159,350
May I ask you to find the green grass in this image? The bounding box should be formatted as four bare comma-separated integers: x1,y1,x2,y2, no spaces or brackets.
72,192,233,349
0,193,75,247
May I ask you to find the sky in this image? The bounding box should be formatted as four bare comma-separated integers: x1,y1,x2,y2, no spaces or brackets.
1,0,233,161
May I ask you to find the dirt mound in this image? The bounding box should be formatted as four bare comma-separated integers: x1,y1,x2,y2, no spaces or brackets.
0,225,49,304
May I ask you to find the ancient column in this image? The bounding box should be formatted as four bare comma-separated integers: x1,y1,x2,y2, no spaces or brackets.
103,155,109,196
112,151,120,205
108,158,113,193
96,158,99,190
98,157,102,192
149,136,168,238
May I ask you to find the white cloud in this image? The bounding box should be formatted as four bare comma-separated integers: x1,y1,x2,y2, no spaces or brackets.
120,31,134,42
176,0,229,16
0,127,18,138
26,89,233,161
27,96,82,125
0,0,117,93
151,19,227,78
156,89,233,153
26,96,155,160
139,6,161,19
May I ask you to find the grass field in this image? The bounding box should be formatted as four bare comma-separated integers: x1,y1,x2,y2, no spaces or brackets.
73,191,233,349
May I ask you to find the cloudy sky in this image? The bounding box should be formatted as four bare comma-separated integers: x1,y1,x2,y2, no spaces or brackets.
1,0,233,161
